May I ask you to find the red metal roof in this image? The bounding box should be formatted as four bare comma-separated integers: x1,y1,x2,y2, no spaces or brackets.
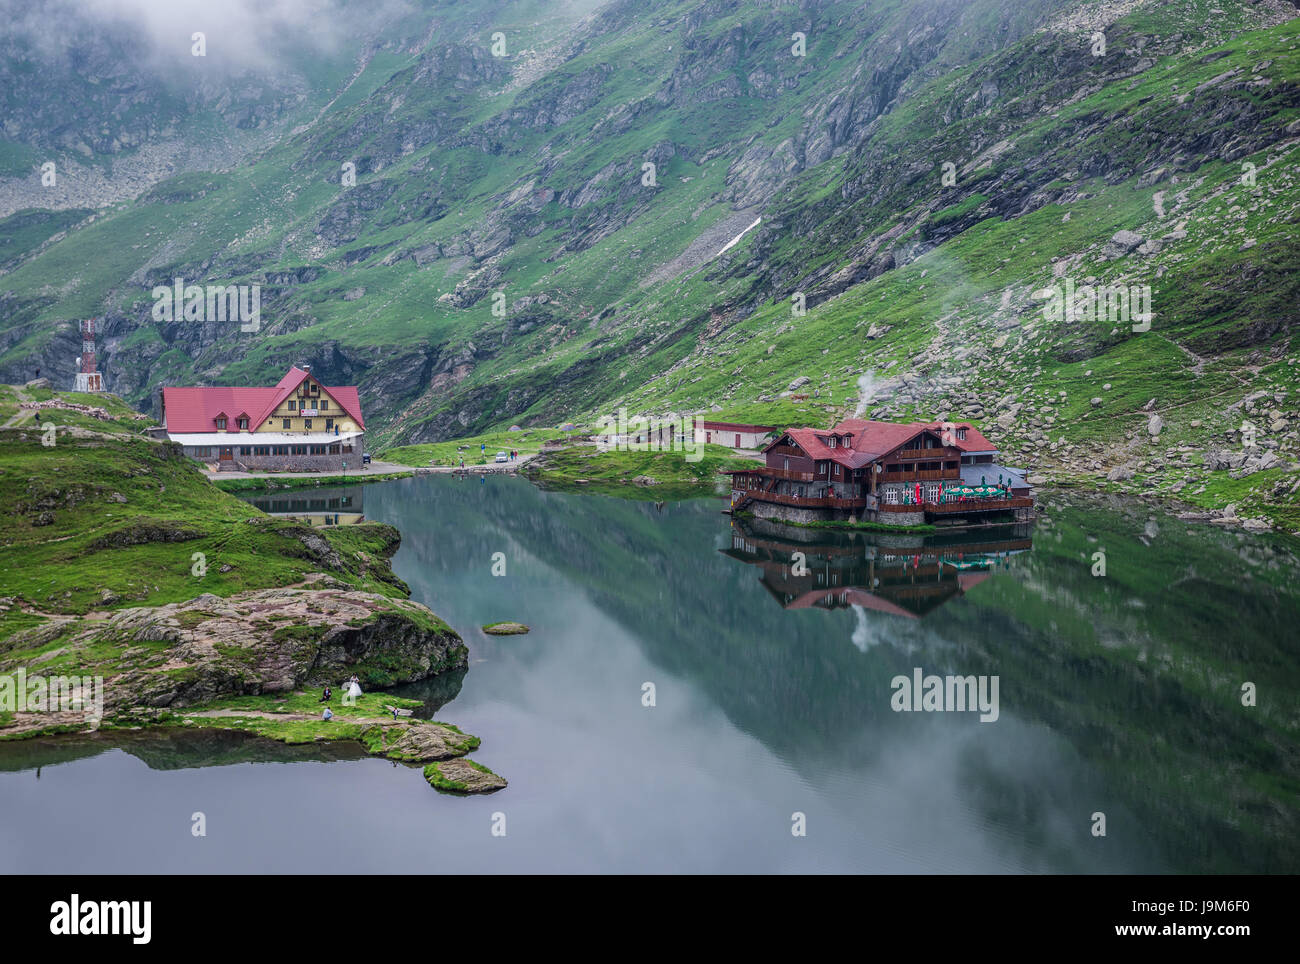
162,366,365,433
761,418,998,468
832,418,997,454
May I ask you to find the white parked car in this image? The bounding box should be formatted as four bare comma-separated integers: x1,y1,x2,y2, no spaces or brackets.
495,451,509,463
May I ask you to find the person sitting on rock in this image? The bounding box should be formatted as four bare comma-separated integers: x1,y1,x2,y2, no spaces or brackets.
319,685,331,703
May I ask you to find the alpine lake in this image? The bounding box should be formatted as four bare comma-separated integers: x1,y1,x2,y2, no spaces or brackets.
2,472,1297,873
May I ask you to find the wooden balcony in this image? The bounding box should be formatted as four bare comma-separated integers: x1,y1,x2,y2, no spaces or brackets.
760,466,817,482
925,497,1034,514
879,469,959,483
895,447,945,460
735,490,867,510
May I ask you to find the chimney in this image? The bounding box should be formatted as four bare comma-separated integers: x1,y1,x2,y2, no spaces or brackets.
302,364,311,374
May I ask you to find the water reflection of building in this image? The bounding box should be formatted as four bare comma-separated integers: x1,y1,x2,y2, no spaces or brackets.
721,517,1032,618
242,486,365,527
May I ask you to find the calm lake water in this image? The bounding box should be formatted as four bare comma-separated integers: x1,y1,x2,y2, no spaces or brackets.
3,474,1298,873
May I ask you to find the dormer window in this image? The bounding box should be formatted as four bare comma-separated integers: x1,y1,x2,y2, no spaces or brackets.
215,416,227,430
828,436,837,448
957,428,967,441
238,417,249,431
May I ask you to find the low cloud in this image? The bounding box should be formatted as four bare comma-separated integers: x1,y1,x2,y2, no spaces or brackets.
2,0,411,74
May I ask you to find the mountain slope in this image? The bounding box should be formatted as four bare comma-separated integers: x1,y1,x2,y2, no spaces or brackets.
0,0,1297,520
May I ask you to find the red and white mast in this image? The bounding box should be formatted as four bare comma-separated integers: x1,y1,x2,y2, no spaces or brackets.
73,319,104,392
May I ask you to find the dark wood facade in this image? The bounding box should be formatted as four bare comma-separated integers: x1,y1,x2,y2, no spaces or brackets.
727,421,1033,525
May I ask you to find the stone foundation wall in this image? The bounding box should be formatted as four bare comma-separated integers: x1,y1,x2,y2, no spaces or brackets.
747,501,827,525
873,508,928,527
218,453,351,473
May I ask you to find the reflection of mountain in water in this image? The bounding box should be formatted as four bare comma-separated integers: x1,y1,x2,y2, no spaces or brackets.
722,517,1033,618
359,477,1300,872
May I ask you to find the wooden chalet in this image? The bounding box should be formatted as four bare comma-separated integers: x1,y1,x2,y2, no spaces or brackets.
725,418,1034,528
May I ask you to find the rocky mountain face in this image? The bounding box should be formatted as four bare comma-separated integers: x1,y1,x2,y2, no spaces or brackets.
0,0,1297,506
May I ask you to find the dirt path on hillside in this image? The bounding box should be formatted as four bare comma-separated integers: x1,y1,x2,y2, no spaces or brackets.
1,386,33,428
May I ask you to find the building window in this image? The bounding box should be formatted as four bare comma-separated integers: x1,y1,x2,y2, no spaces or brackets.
239,447,251,456
238,417,249,431
320,399,328,410
273,445,288,455
834,464,841,477
215,417,227,430
342,444,353,453
325,418,334,430
828,436,836,448
288,400,296,411
292,445,307,455
328,444,341,454
957,428,967,440
304,419,312,430
283,419,291,429
310,383,319,395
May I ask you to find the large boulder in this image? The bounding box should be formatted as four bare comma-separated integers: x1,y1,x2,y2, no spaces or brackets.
0,577,467,715
1106,230,1145,257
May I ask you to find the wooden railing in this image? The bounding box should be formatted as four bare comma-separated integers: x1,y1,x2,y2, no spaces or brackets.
735,491,867,510
926,497,1034,514
895,447,945,460
879,469,959,483
878,496,1033,514
759,466,817,482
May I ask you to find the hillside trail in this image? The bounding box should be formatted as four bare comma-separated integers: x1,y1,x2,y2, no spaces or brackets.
1,386,33,428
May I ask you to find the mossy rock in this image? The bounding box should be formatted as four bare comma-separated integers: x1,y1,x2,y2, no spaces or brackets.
423,758,507,794
482,622,530,635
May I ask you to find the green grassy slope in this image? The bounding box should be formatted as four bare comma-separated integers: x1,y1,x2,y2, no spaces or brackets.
0,0,1294,525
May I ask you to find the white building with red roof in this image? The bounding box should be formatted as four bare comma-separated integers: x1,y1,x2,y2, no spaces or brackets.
725,417,1032,527
159,365,366,472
